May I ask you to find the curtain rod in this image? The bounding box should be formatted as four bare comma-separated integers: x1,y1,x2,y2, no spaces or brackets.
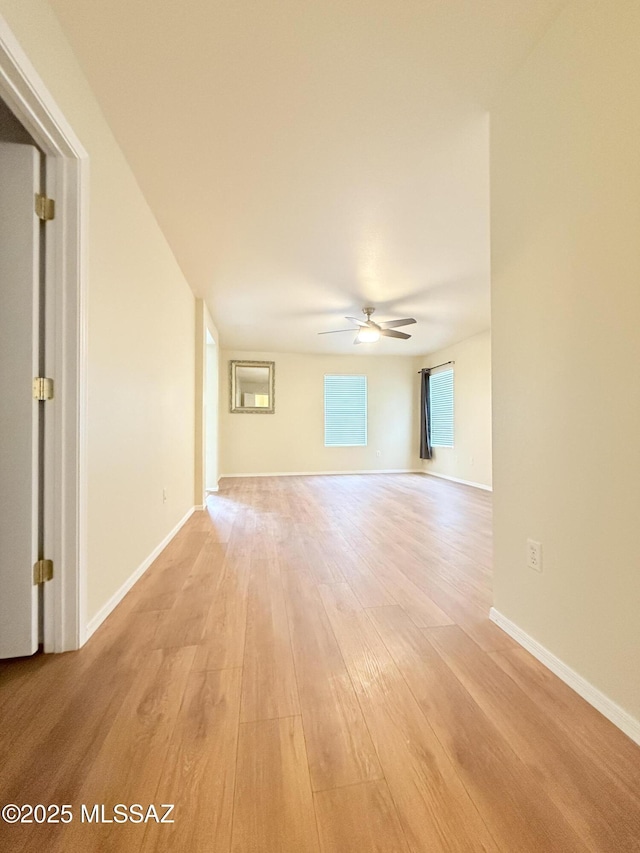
417,360,454,374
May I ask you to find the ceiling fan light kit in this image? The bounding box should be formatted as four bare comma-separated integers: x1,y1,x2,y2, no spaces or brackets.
319,306,416,344
356,327,380,343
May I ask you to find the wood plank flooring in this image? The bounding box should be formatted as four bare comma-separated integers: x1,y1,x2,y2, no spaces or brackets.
1,473,639,852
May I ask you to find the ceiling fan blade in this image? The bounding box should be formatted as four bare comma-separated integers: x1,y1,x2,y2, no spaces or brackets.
377,318,416,329
380,328,411,339
353,335,362,345
318,328,357,334
345,317,368,327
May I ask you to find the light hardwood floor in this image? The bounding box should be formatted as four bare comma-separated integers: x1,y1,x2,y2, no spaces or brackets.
1,473,639,852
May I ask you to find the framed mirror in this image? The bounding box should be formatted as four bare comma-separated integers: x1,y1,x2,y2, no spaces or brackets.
230,360,275,414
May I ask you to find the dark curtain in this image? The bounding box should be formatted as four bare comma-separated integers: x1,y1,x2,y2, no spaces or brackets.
419,369,432,460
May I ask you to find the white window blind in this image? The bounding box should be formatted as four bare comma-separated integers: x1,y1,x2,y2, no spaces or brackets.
429,369,454,447
324,375,367,447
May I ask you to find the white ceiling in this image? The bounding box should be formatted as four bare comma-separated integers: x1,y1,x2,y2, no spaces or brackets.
49,0,566,356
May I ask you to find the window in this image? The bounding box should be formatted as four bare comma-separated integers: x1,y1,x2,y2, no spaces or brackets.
429,368,454,447
324,375,367,447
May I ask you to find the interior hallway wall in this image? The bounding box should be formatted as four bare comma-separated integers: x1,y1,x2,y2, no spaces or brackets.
0,0,198,625
492,0,640,726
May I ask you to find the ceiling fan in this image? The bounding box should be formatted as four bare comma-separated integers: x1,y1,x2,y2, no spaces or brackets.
319,306,416,344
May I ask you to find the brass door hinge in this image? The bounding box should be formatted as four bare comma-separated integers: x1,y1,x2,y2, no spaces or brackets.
33,559,54,584
35,193,55,221
33,377,54,401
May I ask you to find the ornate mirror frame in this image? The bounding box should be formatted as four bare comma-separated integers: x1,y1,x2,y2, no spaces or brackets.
229,360,275,414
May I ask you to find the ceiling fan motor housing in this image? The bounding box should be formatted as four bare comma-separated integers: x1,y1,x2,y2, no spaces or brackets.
318,306,415,339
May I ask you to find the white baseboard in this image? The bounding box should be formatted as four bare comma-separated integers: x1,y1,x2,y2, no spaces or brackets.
85,506,197,641
490,608,640,746
422,470,492,492
220,469,422,479
193,504,205,511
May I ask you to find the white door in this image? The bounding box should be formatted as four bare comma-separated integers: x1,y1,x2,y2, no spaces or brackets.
0,141,41,658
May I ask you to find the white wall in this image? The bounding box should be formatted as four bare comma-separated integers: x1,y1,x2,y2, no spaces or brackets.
220,351,418,476
492,0,640,724
0,0,198,623
205,332,219,490
417,330,492,489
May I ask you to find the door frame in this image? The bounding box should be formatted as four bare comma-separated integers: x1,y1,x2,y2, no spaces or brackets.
194,299,220,507
0,15,88,651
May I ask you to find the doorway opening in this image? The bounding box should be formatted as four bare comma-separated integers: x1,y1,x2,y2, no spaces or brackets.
205,330,219,494
0,16,88,653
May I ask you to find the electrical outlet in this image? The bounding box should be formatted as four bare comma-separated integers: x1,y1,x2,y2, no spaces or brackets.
526,539,542,572
162,487,168,504
376,450,381,457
